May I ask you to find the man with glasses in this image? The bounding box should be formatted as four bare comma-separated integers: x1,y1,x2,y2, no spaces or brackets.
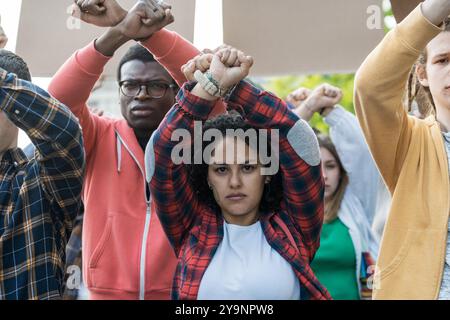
115,44,179,150
47,0,199,299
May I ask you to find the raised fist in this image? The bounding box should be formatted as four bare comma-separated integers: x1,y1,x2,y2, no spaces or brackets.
71,0,127,27
301,83,342,114
182,53,214,82
115,0,174,41
201,44,234,56
286,87,312,108
181,45,242,82
208,47,254,89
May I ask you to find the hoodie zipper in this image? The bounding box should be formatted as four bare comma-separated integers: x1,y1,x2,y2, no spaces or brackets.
116,131,151,300
139,202,152,300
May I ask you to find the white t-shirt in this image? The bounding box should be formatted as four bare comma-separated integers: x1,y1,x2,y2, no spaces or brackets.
197,220,301,300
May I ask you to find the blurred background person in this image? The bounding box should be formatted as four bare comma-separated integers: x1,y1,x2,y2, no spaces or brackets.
289,84,380,300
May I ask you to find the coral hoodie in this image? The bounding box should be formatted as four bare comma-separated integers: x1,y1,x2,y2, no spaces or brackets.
48,29,220,299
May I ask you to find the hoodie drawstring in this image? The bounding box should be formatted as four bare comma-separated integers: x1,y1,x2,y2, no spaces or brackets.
116,134,122,173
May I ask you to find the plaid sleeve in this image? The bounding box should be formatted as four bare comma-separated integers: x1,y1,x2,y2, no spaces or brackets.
0,68,85,230
227,80,324,260
148,82,214,255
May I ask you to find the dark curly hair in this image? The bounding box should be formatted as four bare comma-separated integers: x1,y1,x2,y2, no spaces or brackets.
0,49,31,81
188,110,283,216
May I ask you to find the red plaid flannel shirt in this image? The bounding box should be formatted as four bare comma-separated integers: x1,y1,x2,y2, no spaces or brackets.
150,80,330,300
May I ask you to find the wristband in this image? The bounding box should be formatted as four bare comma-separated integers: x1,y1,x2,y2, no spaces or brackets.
194,70,231,98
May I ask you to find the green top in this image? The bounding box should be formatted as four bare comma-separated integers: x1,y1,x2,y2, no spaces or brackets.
310,218,359,300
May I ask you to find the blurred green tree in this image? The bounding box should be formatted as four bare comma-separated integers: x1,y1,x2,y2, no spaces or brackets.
259,74,355,133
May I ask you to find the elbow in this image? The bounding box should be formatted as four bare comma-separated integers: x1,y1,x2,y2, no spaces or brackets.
354,64,375,101
354,65,382,116
72,129,86,170
61,115,85,164
65,114,83,142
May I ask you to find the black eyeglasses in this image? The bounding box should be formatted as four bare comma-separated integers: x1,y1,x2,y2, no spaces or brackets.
119,81,177,98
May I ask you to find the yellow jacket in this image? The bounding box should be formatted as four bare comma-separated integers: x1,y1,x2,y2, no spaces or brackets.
354,5,448,299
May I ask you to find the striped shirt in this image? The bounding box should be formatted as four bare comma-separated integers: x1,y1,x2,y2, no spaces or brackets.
0,68,84,299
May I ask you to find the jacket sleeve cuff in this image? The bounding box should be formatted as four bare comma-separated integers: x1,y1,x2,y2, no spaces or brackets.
324,105,347,127
396,4,444,54
176,82,217,120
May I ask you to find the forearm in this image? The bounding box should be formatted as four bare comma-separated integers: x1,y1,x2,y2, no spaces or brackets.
355,5,442,109
226,80,323,257
191,83,219,101
0,69,82,148
48,42,110,116
228,80,298,133
94,27,130,57
281,161,324,262
140,29,228,116
294,104,314,122
354,5,442,189
0,69,84,210
325,106,368,162
140,29,200,86
151,82,217,184
150,83,216,253
153,82,217,157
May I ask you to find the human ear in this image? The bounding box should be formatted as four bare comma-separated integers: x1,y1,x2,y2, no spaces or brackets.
416,64,429,87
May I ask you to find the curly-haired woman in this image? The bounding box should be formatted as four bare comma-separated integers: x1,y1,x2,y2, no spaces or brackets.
146,47,331,300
